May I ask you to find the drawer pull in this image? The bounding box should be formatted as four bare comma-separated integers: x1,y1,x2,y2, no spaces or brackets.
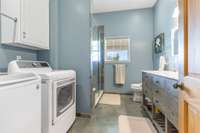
155,100,159,103
155,81,160,84
155,90,159,93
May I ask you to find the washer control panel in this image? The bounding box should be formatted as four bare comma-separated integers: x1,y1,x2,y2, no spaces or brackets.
16,61,50,68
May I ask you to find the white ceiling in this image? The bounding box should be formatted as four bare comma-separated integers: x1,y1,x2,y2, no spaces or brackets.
92,0,157,14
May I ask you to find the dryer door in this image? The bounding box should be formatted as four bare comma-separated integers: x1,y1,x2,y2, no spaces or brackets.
52,78,75,125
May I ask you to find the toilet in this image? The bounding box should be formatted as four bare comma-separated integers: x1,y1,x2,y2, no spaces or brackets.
131,83,143,102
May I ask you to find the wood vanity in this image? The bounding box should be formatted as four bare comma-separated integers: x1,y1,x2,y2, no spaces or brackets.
142,71,179,133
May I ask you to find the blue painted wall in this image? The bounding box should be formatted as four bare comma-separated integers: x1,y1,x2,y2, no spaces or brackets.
38,0,91,113
37,0,59,69
58,0,91,113
0,25,37,72
0,45,37,72
153,0,178,71
94,8,154,93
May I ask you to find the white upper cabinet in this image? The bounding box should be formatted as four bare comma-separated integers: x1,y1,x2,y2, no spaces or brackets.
1,0,49,50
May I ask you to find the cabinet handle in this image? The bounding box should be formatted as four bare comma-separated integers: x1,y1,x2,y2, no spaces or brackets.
155,81,159,84
155,90,159,93
155,100,159,103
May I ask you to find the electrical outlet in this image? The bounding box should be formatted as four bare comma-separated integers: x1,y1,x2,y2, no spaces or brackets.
16,56,22,60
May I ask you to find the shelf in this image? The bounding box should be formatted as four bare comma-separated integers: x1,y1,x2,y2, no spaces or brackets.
153,113,166,133
166,119,178,133
143,105,153,119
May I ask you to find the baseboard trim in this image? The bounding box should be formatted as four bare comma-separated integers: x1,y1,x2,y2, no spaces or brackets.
76,112,92,118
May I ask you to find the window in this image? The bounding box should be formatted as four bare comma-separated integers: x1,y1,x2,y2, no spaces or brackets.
105,37,131,63
91,40,100,62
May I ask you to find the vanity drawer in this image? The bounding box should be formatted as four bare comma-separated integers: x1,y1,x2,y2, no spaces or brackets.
153,88,168,113
142,71,179,131
153,98,166,113
165,79,179,100
142,73,153,99
152,76,165,90
165,100,178,128
152,76,167,110
164,79,179,128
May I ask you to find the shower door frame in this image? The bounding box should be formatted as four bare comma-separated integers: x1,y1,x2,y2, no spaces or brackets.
90,25,105,109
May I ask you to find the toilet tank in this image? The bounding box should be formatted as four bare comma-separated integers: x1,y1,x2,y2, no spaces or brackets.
0,73,41,133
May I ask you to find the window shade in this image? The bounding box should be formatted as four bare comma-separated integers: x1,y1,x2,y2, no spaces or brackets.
105,37,130,63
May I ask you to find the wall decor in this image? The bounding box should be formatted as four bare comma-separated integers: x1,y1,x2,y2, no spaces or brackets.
154,33,164,54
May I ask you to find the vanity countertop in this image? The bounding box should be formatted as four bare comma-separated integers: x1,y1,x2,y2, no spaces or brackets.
143,70,179,81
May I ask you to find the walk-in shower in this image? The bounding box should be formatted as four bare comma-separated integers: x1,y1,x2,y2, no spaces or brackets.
90,25,104,107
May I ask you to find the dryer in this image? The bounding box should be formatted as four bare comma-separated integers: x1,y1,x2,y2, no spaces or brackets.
8,60,76,133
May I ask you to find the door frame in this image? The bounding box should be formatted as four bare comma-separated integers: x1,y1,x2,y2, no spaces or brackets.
178,0,188,132
178,0,188,79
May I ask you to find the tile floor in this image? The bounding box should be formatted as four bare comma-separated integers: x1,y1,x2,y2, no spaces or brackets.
68,95,148,133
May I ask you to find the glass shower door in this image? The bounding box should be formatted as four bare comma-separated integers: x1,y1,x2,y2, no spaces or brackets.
90,25,104,107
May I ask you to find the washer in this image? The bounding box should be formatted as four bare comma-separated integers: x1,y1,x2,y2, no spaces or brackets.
8,60,76,133
0,73,41,133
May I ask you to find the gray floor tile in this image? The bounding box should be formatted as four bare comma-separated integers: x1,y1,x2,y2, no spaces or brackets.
68,95,147,133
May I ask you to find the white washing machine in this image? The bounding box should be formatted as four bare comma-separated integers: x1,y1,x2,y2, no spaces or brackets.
8,60,76,133
0,73,41,133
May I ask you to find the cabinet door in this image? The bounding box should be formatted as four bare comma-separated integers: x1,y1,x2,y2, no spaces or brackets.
1,0,21,43
20,0,49,49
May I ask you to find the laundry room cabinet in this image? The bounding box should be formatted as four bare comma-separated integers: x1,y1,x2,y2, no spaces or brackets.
0,0,49,50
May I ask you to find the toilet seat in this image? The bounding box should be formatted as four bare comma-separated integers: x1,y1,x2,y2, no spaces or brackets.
131,83,142,102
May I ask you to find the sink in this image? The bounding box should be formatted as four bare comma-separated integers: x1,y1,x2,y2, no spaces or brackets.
143,70,179,80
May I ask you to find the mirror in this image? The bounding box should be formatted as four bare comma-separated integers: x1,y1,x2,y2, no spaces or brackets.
171,6,179,56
